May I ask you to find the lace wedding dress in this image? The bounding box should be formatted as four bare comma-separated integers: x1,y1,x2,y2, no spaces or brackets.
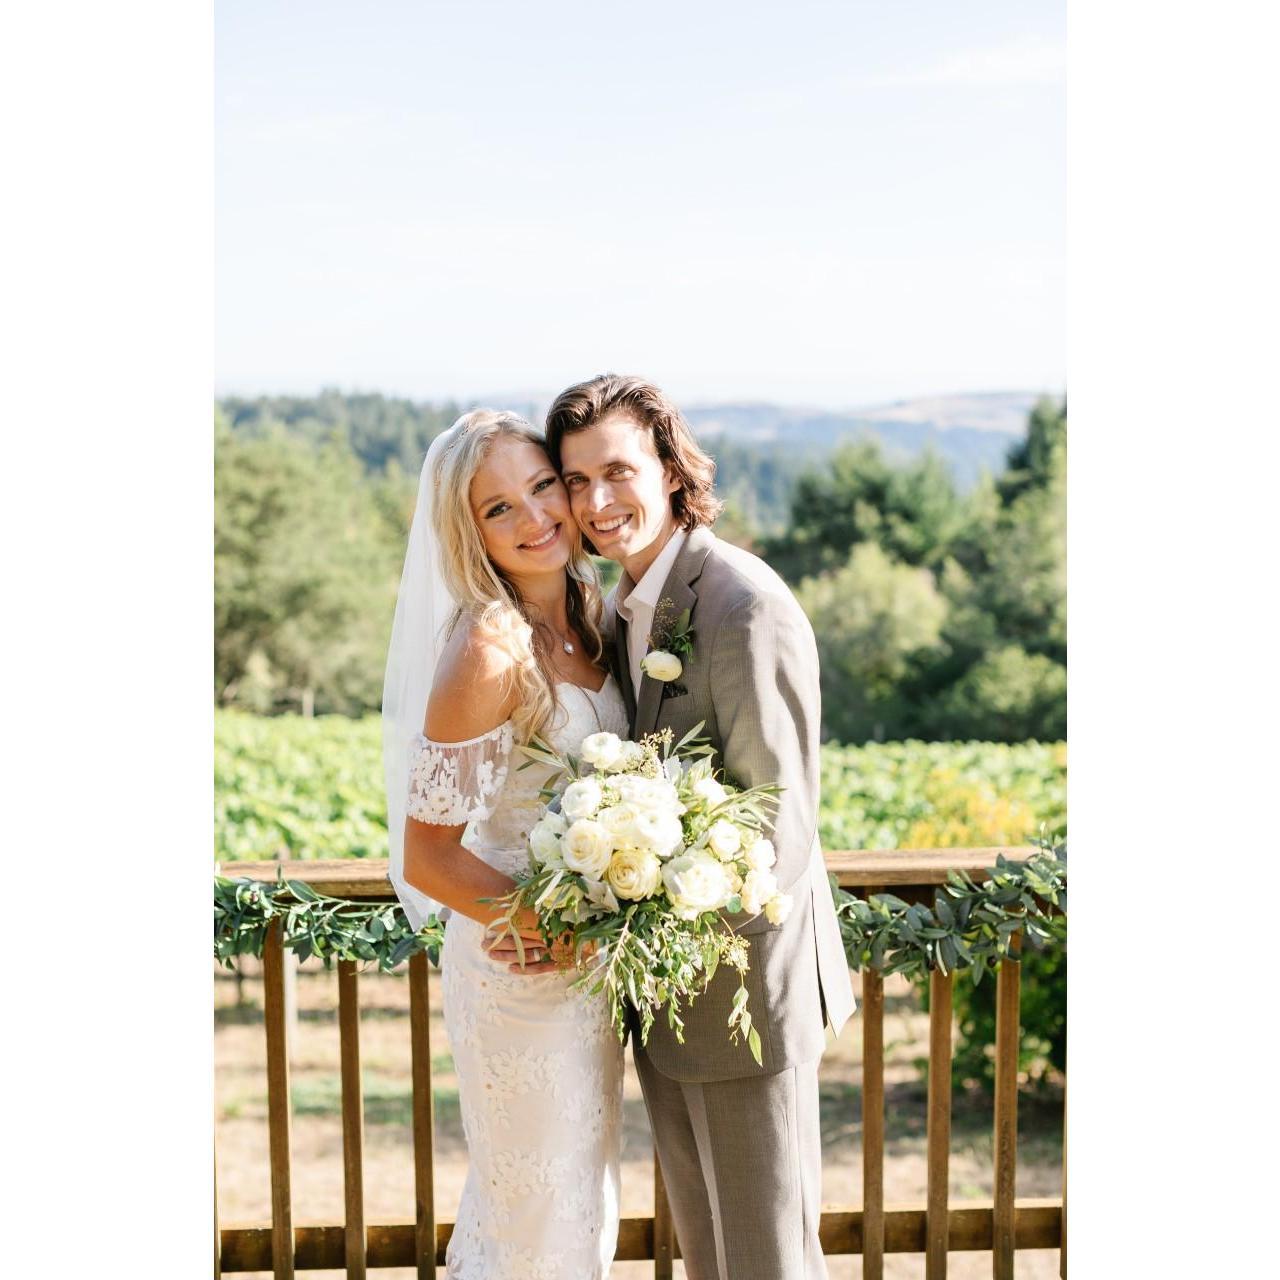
406,677,630,1280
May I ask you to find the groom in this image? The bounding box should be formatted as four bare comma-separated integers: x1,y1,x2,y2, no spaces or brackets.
545,374,856,1280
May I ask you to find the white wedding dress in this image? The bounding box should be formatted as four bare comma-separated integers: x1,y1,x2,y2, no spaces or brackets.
406,677,630,1280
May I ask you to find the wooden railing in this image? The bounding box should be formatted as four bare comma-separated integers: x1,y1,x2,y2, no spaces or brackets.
215,849,1066,1278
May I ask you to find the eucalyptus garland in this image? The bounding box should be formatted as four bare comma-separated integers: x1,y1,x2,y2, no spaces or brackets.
213,835,1065,980
214,871,444,973
832,833,1066,986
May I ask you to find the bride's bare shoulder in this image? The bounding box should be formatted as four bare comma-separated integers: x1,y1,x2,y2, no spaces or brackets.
424,618,518,740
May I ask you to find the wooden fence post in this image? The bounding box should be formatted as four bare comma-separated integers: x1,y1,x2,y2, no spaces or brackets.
338,959,367,1278
263,918,295,1279
925,967,954,1279
273,850,299,1061
409,952,437,1276
861,888,886,1280
993,935,1022,1279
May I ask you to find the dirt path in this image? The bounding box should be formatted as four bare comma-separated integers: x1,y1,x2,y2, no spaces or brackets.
216,960,1064,1278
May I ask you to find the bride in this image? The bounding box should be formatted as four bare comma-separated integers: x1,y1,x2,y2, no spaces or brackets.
382,410,628,1279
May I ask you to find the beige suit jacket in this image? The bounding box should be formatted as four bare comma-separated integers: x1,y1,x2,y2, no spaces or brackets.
606,524,855,1081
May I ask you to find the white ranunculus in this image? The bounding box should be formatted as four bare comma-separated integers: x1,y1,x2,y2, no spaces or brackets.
561,819,614,880
641,649,683,682
529,819,565,867
596,802,642,845
764,892,794,926
618,741,646,771
540,809,569,836
630,809,685,858
706,819,742,860
561,777,604,821
662,851,733,919
744,837,776,871
691,776,728,808
605,848,662,900
614,775,682,813
580,731,625,771
740,868,780,916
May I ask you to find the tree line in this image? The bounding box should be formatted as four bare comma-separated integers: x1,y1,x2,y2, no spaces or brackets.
215,394,1065,742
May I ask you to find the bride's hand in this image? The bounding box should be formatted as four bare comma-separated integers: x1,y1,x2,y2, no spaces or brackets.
483,908,554,970
487,916,593,976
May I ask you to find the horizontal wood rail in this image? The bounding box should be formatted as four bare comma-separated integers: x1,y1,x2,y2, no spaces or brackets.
216,849,1066,1278
222,845,1038,895
218,1201,1063,1269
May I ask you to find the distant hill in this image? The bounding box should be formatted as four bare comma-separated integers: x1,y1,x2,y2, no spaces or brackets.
684,391,1040,492
216,388,1054,531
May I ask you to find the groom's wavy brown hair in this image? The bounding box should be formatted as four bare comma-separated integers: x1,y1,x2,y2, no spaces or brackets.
544,373,724,532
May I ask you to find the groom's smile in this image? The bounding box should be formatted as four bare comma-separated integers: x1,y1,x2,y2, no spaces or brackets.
560,412,680,579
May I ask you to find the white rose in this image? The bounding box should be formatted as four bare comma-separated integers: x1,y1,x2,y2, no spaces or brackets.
605,848,662,900
740,867,779,916
744,837,776,871
764,892,794,926
596,803,642,844
691,776,728,808
661,851,733,919
706,819,742,860
529,819,565,866
641,649,683,682
561,777,604,821
561,819,615,879
630,809,685,858
580,731,625,771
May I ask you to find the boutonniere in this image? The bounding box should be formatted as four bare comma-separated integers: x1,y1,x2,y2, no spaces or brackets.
641,600,694,695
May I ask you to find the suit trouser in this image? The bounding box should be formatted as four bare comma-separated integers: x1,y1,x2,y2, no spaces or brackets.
635,1046,827,1280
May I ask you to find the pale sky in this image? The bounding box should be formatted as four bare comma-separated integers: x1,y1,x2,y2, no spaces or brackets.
216,0,1065,408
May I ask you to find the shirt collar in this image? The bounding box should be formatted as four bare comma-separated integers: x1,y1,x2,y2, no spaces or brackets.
617,526,688,617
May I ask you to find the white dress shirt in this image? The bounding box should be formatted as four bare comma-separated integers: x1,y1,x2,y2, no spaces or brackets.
614,526,688,700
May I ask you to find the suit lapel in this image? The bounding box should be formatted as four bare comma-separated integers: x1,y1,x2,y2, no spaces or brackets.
632,526,716,740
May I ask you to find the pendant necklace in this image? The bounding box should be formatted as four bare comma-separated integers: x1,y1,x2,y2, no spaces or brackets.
542,620,575,655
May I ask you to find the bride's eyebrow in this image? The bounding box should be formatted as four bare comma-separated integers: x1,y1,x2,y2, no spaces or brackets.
473,468,556,512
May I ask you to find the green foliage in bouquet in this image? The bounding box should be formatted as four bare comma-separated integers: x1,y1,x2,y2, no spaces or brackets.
214,867,444,972
495,723,786,1066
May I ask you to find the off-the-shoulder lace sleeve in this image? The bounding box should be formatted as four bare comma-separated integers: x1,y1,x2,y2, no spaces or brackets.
405,721,515,826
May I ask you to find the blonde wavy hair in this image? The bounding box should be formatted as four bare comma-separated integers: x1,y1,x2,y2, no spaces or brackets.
432,409,604,743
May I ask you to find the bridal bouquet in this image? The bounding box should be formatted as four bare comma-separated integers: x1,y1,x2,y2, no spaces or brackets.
497,724,790,1065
